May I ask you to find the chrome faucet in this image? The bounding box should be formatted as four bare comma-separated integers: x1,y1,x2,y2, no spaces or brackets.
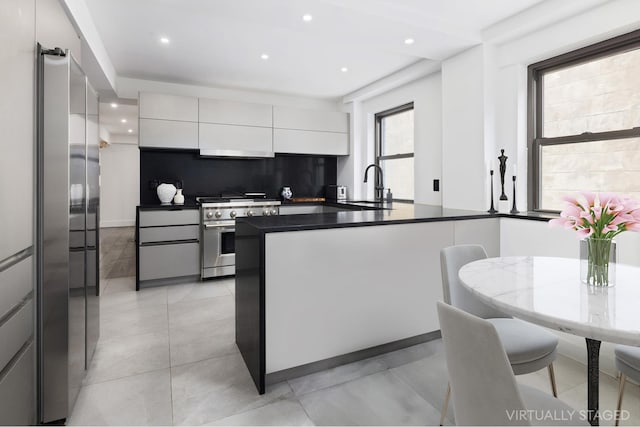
364,164,384,201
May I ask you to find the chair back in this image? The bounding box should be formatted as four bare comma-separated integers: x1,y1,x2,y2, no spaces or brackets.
440,244,506,318
437,301,529,426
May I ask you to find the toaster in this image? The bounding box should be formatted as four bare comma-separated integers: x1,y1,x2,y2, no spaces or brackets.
327,185,347,200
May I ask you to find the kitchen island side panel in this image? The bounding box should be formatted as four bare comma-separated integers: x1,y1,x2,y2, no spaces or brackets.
264,221,455,374
235,222,265,393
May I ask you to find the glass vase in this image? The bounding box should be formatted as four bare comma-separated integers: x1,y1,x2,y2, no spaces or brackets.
580,238,616,287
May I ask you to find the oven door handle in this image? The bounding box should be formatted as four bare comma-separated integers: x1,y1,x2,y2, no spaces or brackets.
204,223,235,232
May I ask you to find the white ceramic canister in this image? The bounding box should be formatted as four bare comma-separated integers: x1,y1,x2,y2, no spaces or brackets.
157,183,177,204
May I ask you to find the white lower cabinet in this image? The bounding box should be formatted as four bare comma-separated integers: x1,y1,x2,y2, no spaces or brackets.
139,119,198,149
273,128,348,156
199,123,273,157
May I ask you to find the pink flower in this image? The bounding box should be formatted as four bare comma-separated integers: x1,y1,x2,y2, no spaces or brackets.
577,227,594,238
550,192,640,238
549,218,571,228
626,222,640,232
576,192,597,212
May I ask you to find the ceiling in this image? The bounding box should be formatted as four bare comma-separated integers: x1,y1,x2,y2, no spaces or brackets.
85,0,547,98
99,101,138,141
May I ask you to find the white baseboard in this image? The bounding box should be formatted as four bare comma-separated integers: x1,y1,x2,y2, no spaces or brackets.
100,219,135,228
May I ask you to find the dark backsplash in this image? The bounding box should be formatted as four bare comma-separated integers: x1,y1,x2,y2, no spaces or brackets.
140,149,338,204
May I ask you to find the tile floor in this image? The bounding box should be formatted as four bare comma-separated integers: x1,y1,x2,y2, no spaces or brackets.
100,227,136,279
68,230,640,425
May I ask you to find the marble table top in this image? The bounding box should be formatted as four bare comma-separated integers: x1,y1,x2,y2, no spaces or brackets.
459,256,640,346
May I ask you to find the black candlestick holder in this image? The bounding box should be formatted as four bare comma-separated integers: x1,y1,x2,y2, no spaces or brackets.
488,170,497,214
510,175,520,214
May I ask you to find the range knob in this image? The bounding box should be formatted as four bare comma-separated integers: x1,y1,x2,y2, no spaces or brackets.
214,211,222,219
270,209,278,216
246,210,254,217
206,211,214,219
263,209,270,216
230,210,237,219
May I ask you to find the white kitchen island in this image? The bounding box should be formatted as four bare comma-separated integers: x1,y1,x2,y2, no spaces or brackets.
235,203,504,393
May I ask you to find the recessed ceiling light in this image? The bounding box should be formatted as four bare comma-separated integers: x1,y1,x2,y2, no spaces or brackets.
128,129,133,133
121,118,127,123
404,38,415,45
261,53,269,60
341,67,349,72
110,102,118,108
160,37,170,44
302,14,313,22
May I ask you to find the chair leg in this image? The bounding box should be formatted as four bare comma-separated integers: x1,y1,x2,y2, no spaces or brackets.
440,383,451,426
548,363,558,397
615,373,627,427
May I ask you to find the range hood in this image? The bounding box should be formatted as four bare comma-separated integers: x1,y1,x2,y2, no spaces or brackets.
198,148,275,158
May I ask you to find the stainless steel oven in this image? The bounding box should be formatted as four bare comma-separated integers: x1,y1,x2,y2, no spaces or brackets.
199,197,280,278
202,221,236,277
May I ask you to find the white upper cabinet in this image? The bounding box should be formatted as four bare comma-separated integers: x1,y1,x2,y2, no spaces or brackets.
199,123,273,157
139,119,198,149
273,107,349,155
273,129,348,156
199,98,272,127
139,92,198,122
273,106,349,133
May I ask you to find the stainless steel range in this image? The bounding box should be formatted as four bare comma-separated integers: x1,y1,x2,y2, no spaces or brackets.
198,194,280,278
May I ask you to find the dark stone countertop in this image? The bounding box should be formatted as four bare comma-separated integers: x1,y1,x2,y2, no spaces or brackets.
137,202,200,211
237,202,557,233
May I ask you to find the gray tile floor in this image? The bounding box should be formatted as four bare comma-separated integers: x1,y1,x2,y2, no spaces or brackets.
100,227,136,279
68,234,640,426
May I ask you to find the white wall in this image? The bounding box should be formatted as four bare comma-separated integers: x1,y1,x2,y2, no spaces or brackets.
99,141,139,227
36,0,82,61
441,46,488,210
340,72,442,203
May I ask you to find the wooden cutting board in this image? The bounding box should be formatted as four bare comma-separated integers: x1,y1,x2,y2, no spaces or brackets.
289,197,326,203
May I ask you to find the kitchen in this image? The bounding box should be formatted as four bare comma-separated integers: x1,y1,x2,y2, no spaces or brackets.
2,0,640,426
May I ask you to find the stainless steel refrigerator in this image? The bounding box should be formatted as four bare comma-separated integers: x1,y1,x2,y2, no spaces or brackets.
36,45,100,424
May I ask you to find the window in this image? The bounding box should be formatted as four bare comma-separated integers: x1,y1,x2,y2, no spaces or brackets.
528,30,640,211
375,103,414,202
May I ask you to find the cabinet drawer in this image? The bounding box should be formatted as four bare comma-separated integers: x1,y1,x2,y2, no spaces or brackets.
139,93,198,122
199,123,273,157
139,119,198,149
139,242,200,281
273,128,349,156
0,299,32,372
0,256,32,320
139,210,199,227
0,342,34,425
199,98,272,127
139,225,199,243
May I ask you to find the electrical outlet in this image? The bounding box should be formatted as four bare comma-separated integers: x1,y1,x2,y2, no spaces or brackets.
433,179,440,192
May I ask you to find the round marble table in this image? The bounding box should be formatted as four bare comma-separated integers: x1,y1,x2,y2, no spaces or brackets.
459,256,640,426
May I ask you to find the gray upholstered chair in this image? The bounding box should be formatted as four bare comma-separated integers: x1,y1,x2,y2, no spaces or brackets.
439,245,559,425
614,344,640,426
437,301,586,426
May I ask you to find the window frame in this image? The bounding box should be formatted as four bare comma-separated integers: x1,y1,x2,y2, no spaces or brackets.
527,29,640,212
374,102,415,203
